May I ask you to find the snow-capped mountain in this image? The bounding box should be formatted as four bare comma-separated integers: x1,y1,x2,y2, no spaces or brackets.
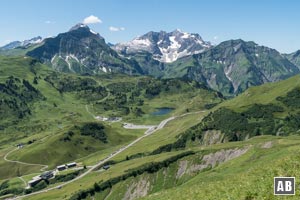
0,36,42,50
113,29,212,63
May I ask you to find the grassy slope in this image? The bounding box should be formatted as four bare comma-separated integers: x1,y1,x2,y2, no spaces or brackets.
143,135,300,200
25,135,300,200
218,74,300,112
6,123,139,168
0,44,41,56
0,148,41,180
0,56,92,145
24,151,191,200
178,74,300,144
112,111,207,162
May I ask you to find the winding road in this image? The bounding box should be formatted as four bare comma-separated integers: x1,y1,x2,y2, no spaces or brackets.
18,177,27,188
4,148,48,172
85,104,96,119
7,110,206,200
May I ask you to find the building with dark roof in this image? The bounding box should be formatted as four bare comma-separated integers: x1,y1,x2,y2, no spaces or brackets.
28,177,42,187
57,165,67,171
40,171,54,179
66,162,77,168
103,165,110,170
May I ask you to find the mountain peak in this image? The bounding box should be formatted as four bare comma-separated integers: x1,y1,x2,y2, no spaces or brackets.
68,23,101,36
114,30,212,63
0,36,43,50
69,23,89,32
172,28,183,33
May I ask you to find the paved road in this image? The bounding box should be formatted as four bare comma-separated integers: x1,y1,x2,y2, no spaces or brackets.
8,110,205,200
123,123,155,130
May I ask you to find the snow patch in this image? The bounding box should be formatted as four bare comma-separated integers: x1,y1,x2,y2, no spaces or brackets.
69,54,79,62
131,38,151,47
193,50,205,55
65,56,72,71
101,67,107,73
169,36,181,49
181,32,190,39
195,38,204,45
28,38,42,44
157,36,182,63
90,29,97,35
51,55,57,63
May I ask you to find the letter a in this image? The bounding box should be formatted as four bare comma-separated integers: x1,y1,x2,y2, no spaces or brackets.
277,181,284,191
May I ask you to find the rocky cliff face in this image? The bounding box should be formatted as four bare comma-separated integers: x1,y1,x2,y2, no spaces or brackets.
165,39,299,95
27,24,142,75
285,50,300,70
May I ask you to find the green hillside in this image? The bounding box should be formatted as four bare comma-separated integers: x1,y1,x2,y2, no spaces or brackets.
142,135,300,200
6,122,137,168
179,74,300,144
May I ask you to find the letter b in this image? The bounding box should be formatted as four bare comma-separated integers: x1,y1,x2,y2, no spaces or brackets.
285,181,292,191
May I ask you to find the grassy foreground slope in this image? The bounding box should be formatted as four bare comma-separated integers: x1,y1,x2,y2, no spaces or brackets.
30,135,300,200
143,135,300,200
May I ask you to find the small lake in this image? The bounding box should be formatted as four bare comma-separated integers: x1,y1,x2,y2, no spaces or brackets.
151,107,174,116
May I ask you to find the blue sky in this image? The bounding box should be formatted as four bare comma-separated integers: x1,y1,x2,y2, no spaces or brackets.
0,0,299,53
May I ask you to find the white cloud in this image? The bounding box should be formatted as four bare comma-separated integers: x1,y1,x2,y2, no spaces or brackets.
213,36,219,40
83,15,102,24
109,26,125,32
